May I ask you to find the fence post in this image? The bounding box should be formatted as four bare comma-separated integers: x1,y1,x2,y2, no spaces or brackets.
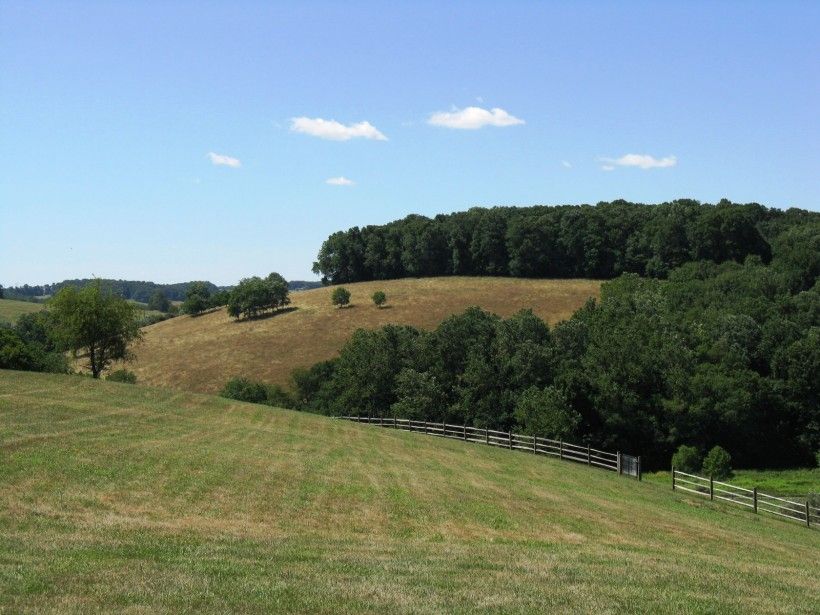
424,420,428,434
533,436,537,454
442,421,445,436
587,445,591,465
753,487,757,513
485,428,489,444
637,456,642,481
617,452,621,475
710,476,714,501
672,466,676,491
807,501,811,528
559,439,563,460
508,431,512,449
393,417,397,429
463,424,467,441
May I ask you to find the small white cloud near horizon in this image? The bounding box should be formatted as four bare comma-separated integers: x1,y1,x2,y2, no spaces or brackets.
599,153,677,170
561,160,572,168
290,117,387,141
325,176,355,186
207,152,241,168
428,106,525,130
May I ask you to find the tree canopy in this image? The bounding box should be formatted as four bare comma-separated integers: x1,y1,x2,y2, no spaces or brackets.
49,280,142,378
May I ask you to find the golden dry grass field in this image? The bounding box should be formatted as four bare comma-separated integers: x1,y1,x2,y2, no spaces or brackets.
126,277,601,394
1,370,818,613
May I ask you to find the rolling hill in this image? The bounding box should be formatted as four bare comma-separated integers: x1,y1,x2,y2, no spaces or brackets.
1,370,817,613
0,298,43,324
126,277,602,394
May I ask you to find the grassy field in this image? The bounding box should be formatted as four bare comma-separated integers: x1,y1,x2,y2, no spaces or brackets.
1,370,818,613
646,468,820,498
125,277,601,394
0,298,43,324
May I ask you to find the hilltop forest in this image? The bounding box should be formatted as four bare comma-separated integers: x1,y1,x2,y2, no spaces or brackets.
313,199,812,284
300,201,819,470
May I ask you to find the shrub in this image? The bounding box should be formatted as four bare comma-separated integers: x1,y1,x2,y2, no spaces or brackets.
671,445,702,473
702,445,733,479
372,290,387,308
220,377,294,409
331,287,351,308
107,369,137,384
220,377,268,404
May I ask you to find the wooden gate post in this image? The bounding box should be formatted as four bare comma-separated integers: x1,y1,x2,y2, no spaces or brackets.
806,501,811,527
710,476,714,501
617,452,621,475
672,466,676,491
637,456,642,481
508,431,512,449
587,445,591,465
559,440,563,460
753,487,757,513
424,420,428,434
485,428,489,445
393,417,397,429
463,424,467,441
533,436,537,454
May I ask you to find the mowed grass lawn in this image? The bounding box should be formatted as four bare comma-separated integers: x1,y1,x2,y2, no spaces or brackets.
1,371,818,614
0,298,42,324
125,277,601,394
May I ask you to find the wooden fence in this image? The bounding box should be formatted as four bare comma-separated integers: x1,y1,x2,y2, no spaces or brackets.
338,416,640,479
672,468,819,529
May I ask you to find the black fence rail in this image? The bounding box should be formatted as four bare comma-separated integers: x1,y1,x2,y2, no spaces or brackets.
672,469,819,530
338,416,640,480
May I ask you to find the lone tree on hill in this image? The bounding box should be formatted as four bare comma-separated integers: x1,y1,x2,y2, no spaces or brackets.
331,286,351,308
372,290,387,308
49,280,142,378
181,281,211,315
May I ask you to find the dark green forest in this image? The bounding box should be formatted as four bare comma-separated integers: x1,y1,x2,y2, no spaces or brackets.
298,202,819,470
3,279,220,303
312,199,812,284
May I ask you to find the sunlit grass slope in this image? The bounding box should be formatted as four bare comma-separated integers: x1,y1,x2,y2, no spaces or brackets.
1,371,818,613
128,277,601,393
0,298,42,324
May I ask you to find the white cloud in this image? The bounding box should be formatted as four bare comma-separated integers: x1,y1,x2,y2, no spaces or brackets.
601,165,615,172
599,153,677,170
325,176,355,186
207,152,241,168
427,106,525,130
561,160,572,168
290,117,387,141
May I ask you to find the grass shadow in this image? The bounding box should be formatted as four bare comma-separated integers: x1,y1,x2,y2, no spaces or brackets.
233,306,299,323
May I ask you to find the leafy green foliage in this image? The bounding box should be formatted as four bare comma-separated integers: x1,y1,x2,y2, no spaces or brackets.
298,227,820,469
106,369,137,384
331,287,351,308
181,281,212,315
372,290,387,308
147,290,170,312
220,376,294,408
49,281,142,378
702,446,733,479
671,445,702,473
226,274,290,320
312,200,804,284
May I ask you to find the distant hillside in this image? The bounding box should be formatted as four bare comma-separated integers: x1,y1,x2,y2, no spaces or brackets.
126,277,601,393
0,298,43,324
2,370,817,612
4,278,320,302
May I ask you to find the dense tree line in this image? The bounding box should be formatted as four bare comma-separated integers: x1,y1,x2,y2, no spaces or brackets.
3,279,220,303
312,200,817,284
296,219,820,470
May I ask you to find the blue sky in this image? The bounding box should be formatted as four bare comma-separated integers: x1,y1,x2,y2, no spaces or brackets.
1,1,818,285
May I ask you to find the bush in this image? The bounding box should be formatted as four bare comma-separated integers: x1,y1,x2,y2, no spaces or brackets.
372,290,387,308
220,377,294,408
671,445,702,473
107,369,137,384
331,287,351,308
702,445,733,479
220,377,268,404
